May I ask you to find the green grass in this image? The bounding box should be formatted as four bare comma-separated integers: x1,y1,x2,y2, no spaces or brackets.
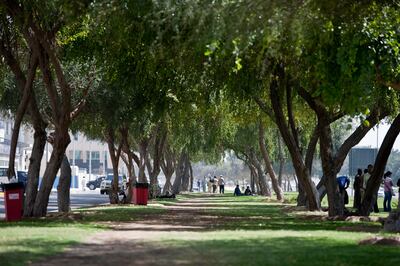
158,231,400,265
0,193,399,266
151,193,400,265
0,225,94,266
0,204,166,265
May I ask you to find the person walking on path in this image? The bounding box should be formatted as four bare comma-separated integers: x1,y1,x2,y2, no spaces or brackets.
207,177,212,193
233,185,242,196
212,176,217,193
197,179,201,192
218,175,225,194
383,171,394,212
353,168,363,211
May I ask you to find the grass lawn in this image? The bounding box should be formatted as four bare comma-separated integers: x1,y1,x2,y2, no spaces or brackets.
152,193,400,265
0,205,166,266
0,193,399,266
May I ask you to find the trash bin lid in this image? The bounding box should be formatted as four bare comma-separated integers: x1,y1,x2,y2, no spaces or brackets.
134,183,149,188
1,182,24,190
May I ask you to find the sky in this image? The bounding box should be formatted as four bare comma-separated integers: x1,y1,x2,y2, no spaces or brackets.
356,122,400,151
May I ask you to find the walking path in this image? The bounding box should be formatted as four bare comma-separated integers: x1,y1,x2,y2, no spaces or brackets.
30,194,397,266
31,195,236,266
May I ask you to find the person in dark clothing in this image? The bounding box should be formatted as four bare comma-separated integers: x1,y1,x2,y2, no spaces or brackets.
233,185,242,196
244,186,252,196
212,176,217,193
337,175,350,205
353,169,363,211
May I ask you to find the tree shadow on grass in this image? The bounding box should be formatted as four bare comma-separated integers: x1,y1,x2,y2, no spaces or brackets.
0,206,166,228
0,238,80,266
164,237,400,266
29,236,400,266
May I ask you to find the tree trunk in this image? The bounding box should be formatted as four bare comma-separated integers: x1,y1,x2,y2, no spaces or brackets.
33,130,70,217
319,122,343,217
172,151,187,194
360,113,400,216
249,164,260,194
180,155,191,192
161,139,176,195
268,77,319,210
163,174,173,194
138,139,149,183
259,121,284,201
297,183,307,206
249,148,271,196
23,125,47,217
57,155,71,213
317,176,328,202
120,127,137,203
277,133,285,187
250,165,256,193
122,152,136,204
189,160,194,192
106,127,122,205
7,54,39,179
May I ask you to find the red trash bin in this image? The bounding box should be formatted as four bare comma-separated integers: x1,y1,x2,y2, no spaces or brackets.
131,183,149,205
2,182,24,221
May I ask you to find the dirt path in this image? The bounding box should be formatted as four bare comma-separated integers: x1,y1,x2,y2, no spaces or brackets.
31,196,230,266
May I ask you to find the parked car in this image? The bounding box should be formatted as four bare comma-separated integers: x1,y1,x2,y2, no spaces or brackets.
86,176,106,190
0,168,27,191
100,174,125,195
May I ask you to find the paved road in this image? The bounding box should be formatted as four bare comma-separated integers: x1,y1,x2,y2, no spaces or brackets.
0,189,110,219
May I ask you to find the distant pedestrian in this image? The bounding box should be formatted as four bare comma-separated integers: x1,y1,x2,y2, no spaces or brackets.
361,168,370,200
207,178,212,193
218,175,225,194
353,169,363,210
233,185,242,196
197,179,201,192
383,171,394,212
212,176,217,193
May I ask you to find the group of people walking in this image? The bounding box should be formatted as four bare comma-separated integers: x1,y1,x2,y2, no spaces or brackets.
353,164,399,212
207,175,225,194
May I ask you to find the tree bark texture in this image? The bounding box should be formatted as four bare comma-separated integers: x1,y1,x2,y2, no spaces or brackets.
277,132,284,187
57,155,71,213
33,131,70,217
319,122,343,217
249,148,271,196
146,124,167,198
172,151,190,194
105,127,122,204
23,126,47,216
7,53,39,179
259,121,284,201
268,71,319,210
161,142,176,194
